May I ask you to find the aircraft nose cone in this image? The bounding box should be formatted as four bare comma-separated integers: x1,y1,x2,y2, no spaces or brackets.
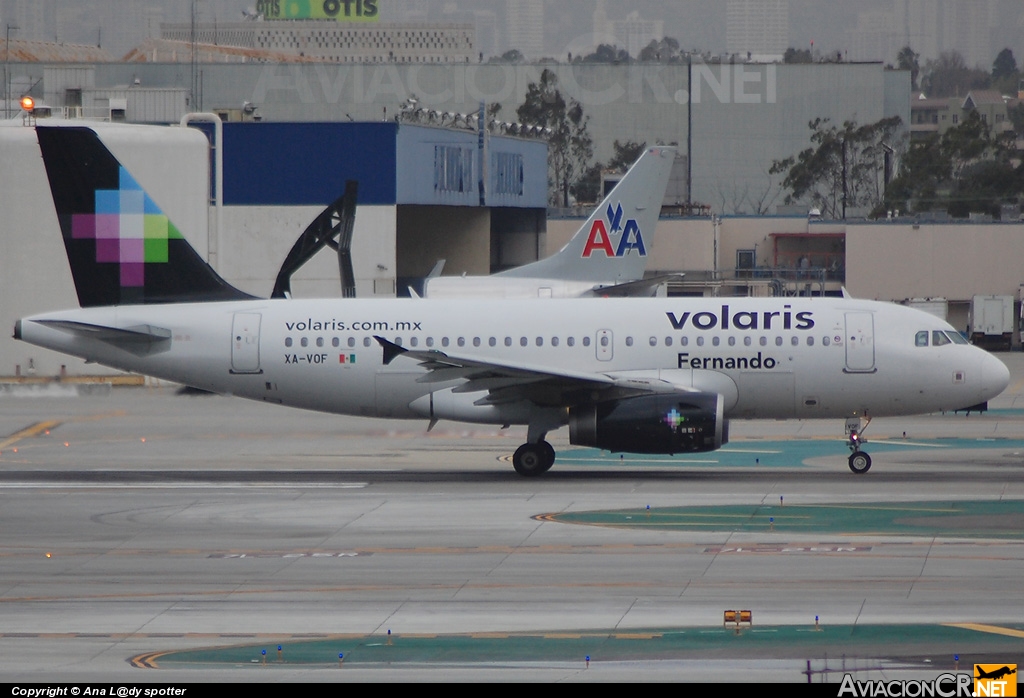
981,351,1011,401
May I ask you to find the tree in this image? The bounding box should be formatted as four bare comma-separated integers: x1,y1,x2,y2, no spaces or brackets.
992,48,1017,80
770,116,904,219
783,47,812,64
607,140,647,171
883,111,1022,217
639,37,681,63
921,50,990,97
897,45,920,91
516,69,594,206
574,44,631,64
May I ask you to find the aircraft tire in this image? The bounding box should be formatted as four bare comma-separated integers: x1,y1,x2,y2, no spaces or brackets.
513,442,554,476
848,451,872,474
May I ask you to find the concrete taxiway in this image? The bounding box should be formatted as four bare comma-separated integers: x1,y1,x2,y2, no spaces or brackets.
1,355,1023,682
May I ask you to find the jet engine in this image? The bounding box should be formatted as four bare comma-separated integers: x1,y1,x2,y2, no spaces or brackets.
568,392,728,454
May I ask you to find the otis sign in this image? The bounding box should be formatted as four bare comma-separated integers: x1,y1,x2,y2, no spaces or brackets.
581,203,646,258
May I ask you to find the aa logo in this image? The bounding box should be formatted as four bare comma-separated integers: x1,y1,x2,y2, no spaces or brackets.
975,664,1017,697
581,203,646,258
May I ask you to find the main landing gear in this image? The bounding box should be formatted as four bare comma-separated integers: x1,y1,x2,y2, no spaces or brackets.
512,440,555,476
845,415,872,474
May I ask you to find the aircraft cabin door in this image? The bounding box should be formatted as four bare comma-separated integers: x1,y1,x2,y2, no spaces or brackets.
231,312,262,374
844,312,875,373
596,329,613,361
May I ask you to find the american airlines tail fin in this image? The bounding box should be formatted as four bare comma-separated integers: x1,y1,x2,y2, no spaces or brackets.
36,126,252,307
496,145,676,283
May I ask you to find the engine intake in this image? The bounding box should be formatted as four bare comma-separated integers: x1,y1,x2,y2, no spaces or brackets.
569,392,727,454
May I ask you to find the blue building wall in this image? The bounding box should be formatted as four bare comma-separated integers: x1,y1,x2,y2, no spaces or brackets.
193,121,546,209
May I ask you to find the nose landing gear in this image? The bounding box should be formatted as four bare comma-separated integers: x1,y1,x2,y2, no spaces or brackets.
846,415,872,474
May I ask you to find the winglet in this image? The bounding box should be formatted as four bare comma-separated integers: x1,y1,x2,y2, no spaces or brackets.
374,335,406,365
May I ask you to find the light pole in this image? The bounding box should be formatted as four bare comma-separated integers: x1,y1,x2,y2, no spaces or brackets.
5,24,17,120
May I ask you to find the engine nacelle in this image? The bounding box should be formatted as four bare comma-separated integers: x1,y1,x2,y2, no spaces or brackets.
569,392,728,454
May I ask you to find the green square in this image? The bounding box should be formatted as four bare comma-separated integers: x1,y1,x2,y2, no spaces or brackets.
144,237,168,263
144,214,168,239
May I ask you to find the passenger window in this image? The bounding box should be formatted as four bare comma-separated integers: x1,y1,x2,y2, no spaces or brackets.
285,337,293,347
822,336,830,346
791,336,799,346
425,337,433,348
316,337,324,347
649,336,657,347
625,337,633,347
665,336,673,347
600,336,609,347
744,336,751,346
348,337,355,348
915,331,929,347
457,337,464,347
552,337,559,347
300,337,308,347
363,337,371,347
712,337,720,346
932,330,951,346
760,336,767,346
535,337,543,347
410,337,419,347
696,336,704,346
489,337,496,347
681,337,688,346
583,337,591,347
807,336,814,346
441,337,450,348
775,336,783,346
473,337,481,347
728,336,736,346
504,337,512,347
567,337,575,347
520,337,528,347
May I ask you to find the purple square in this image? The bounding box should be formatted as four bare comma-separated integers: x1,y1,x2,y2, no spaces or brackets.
95,214,119,239
71,214,96,239
95,238,120,263
120,263,144,287
119,238,144,263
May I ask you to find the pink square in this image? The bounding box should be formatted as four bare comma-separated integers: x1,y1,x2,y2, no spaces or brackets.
71,214,96,239
120,263,144,287
119,238,144,263
95,238,120,263
95,214,119,239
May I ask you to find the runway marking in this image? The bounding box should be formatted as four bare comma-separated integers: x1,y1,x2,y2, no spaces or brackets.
944,623,1024,639
0,420,61,450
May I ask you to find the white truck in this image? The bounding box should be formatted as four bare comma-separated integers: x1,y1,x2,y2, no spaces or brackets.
970,295,1014,350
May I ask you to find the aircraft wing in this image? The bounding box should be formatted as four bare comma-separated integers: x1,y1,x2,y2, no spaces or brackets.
375,336,681,407
589,273,684,298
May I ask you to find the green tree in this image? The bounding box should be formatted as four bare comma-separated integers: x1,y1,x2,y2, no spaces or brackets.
516,69,594,206
992,48,1017,80
638,37,681,63
783,47,812,64
884,111,1022,217
770,116,904,219
607,140,647,171
575,44,631,64
921,50,990,97
897,45,920,91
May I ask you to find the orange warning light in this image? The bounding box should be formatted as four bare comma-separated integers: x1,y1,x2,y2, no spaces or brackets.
20,96,34,112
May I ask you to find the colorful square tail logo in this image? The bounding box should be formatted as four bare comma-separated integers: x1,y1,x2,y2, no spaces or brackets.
975,664,1017,697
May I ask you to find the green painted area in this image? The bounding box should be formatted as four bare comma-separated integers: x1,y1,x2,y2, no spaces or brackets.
555,437,1024,469
547,500,1024,538
151,623,1024,667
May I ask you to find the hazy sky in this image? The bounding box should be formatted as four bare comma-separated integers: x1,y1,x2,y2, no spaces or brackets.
3,1,1023,68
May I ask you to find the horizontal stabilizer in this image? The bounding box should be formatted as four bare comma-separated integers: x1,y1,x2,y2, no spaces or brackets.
34,319,172,356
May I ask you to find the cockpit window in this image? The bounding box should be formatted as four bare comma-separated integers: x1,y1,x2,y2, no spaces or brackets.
947,331,969,345
915,331,928,347
932,330,951,346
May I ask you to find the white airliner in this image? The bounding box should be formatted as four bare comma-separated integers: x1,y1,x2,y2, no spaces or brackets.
421,145,677,299
13,126,1011,476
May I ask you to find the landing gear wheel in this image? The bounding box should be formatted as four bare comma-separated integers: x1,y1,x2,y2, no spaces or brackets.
513,441,555,476
848,451,872,474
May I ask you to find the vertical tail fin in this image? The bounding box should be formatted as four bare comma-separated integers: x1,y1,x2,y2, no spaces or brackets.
496,145,677,283
36,126,253,307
